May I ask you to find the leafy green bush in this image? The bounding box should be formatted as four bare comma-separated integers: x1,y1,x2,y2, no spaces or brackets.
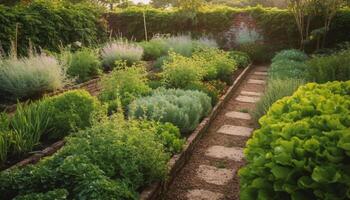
43,90,104,140
269,59,308,80
238,43,275,63
193,48,237,83
0,115,171,200
229,50,251,68
0,54,67,100
253,78,305,122
101,41,143,69
0,114,10,164
13,189,68,200
306,49,350,83
162,52,205,89
66,48,101,83
186,80,226,105
271,49,308,63
0,1,107,56
128,88,212,133
240,81,350,200
140,38,169,61
99,62,151,114
154,55,171,70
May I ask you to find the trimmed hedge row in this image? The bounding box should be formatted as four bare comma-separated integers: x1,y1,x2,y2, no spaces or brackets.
0,1,107,55
105,6,350,49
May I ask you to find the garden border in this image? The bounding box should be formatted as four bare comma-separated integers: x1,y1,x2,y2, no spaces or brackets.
139,64,253,200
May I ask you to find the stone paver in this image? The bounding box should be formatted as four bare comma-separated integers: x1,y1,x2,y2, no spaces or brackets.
206,146,244,161
240,91,263,96
225,111,251,120
217,125,253,137
236,95,260,103
254,71,268,76
248,79,266,85
186,189,224,200
197,165,234,185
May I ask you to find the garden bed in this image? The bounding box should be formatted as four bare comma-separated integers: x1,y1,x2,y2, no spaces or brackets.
139,64,252,200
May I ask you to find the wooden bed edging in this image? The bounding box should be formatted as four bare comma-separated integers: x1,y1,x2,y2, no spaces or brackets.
139,64,253,200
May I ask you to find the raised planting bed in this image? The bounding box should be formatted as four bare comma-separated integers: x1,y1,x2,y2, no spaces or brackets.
139,64,253,200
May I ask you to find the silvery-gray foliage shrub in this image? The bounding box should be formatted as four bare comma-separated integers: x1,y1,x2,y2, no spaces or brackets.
0,54,67,100
128,88,212,133
101,41,143,69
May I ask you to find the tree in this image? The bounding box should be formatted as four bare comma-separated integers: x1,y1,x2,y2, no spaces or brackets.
287,0,346,49
151,0,204,9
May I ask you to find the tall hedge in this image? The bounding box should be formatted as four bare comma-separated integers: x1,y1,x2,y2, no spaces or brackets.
0,1,107,55
105,6,350,49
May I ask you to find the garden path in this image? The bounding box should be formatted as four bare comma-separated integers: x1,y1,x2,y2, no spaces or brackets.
164,65,268,200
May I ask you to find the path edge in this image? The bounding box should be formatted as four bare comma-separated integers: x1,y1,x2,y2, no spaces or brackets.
140,64,253,200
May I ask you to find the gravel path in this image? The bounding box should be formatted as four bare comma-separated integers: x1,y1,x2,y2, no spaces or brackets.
164,65,268,200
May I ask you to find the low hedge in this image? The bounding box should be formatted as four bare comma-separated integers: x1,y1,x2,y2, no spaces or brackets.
240,81,350,200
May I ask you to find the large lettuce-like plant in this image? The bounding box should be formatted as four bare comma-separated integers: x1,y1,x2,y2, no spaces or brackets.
240,81,350,200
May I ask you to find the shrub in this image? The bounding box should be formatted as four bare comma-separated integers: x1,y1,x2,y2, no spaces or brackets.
140,38,169,61
238,43,275,63
99,62,151,114
13,189,68,200
101,41,143,69
193,48,237,83
43,90,104,140
269,59,308,80
272,49,308,63
0,114,10,164
306,49,350,83
0,54,67,100
253,78,305,122
240,81,350,200
128,88,212,133
0,115,170,200
162,52,205,89
66,48,101,83
229,50,251,68
140,35,218,61
154,56,171,70
186,80,227,105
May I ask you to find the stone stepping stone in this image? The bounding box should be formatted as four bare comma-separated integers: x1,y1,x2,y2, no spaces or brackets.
236,95,260,103
248,79,266,85
186,189,224,200
225,111,252,120
206,146,244,161
254,71,268,76
241,91,263,97
217,125,253,137
197,165,234,185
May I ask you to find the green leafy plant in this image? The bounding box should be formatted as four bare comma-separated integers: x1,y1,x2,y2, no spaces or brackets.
43,90,104,140
306,49,350,83
0,115,171,200
13,189,68,200
193,48,237,83
0,54,67,100
240,81,350,200
99,62,151,114
229,50,251,68
271,49,308,63
269,59,308,80
162,52,205,89
101,41,143,69
66,48,101,83
128,88,212,133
